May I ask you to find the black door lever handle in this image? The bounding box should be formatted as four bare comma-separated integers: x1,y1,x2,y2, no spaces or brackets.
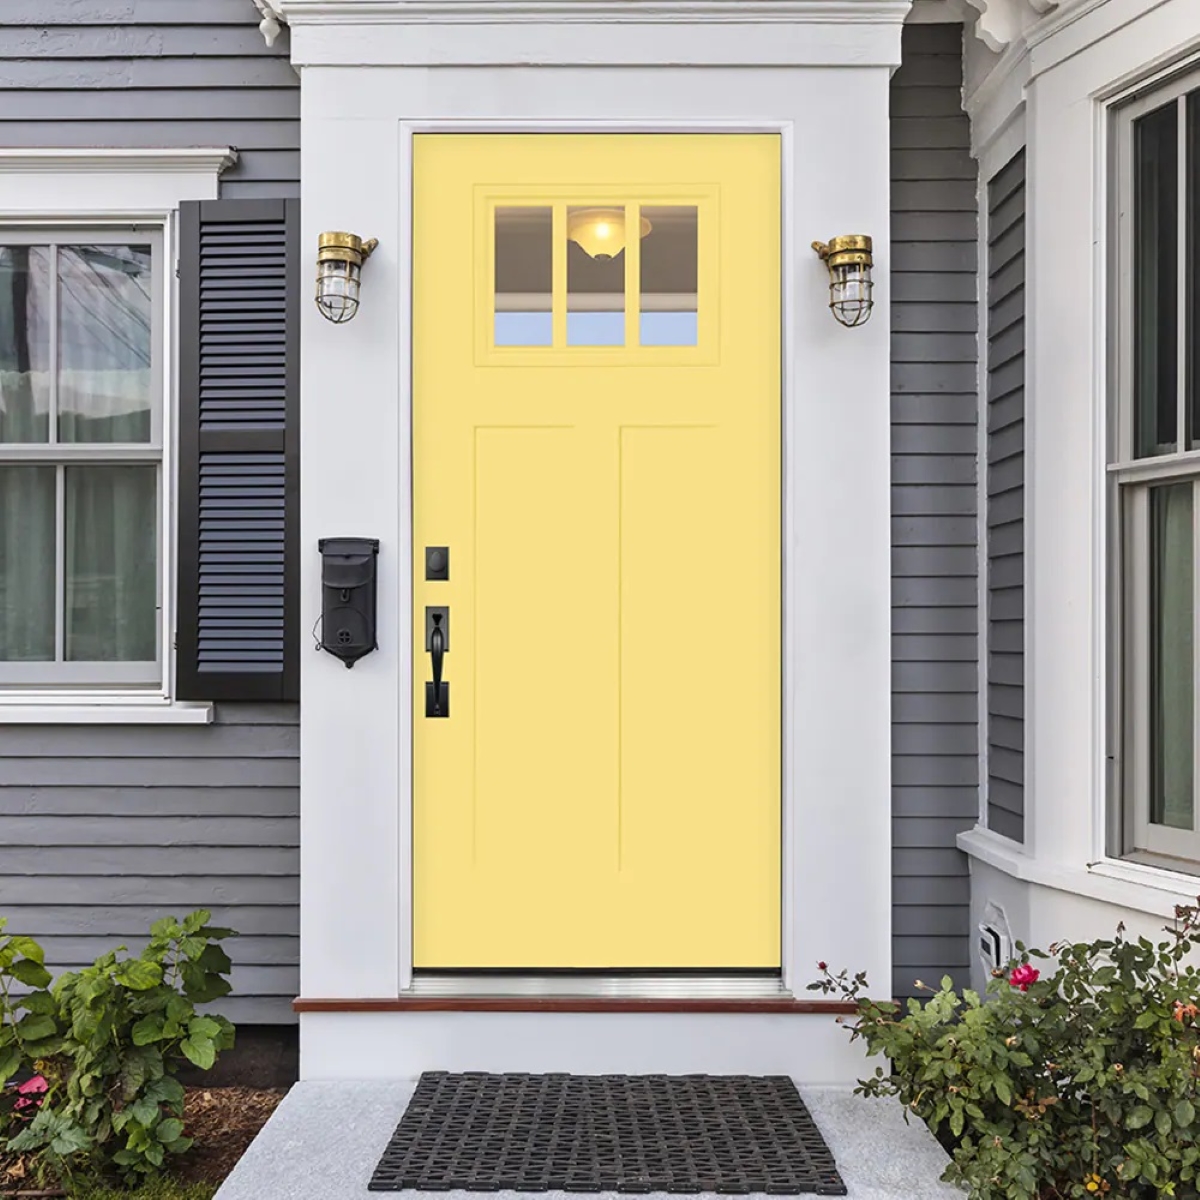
426,609,449,717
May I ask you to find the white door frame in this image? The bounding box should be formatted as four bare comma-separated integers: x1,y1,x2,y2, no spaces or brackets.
397,118,796,993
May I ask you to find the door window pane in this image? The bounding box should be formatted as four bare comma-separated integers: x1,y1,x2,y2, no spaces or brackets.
65,465,157,662
0,466,55,661
494,207,553,347
640,206,698,346
567,206,627,346
1134,102,1179,458
0,246,50,443
1150,482,1194,830
58,244,153,443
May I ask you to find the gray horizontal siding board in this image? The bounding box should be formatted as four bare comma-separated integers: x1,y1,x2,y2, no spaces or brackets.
893,515,979,546
0,7,299,199
893,787,979,818
897,876,971,906
6,0,273,22
986,148,1027,844
0,705,299,1023
1,905,299,936
894,634,977,663
890,25,976,998
894,694,978,723
988,804,1024,843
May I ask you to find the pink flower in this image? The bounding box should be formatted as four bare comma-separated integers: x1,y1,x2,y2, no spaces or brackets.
14,1075,47,1112
1009,964,1040,992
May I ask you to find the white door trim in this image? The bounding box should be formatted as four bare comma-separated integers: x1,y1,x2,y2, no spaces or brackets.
396,118,796,994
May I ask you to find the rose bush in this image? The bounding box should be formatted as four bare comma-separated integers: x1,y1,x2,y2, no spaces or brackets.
810,904,1200,1199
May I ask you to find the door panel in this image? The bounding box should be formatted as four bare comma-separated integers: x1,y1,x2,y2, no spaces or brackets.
412,134,781,969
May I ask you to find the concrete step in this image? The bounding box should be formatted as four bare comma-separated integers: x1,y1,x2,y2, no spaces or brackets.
215,1079,966,1200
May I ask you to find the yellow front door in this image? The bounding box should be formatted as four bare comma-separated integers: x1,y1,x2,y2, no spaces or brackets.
412,134,780,969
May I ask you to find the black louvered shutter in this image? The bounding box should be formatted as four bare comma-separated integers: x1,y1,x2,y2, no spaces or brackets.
176,198,299,701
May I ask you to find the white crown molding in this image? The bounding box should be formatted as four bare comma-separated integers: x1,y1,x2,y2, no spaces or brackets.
963,0,1059,51
0,147,239,175
275,0,913,24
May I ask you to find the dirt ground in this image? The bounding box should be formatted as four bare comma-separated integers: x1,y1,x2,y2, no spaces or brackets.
1,1086,286,1197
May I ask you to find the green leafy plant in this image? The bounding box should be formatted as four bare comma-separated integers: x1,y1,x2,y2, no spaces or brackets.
0,911,236,1187
811,904,1200,1200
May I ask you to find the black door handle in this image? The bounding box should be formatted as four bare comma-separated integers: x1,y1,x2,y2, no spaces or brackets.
426,609,449,717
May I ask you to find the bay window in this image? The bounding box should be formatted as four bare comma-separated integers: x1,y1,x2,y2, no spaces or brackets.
1114,70,1200,865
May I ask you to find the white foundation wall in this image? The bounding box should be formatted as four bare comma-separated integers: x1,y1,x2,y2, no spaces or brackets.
288,3,902,1079
961,0,1200,993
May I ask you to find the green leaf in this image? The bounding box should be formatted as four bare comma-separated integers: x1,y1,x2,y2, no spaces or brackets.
165,1134,194,1155
180,1035,216,1070
1177,1099,1196,1128
994,1076,1013,1105
19,989,58,1014
1127,1106,1155,1130
0,1043,21,1085
189,1015,222,1040
114,959,163,991
157,1117,185,1142
167,994,192,1024
49,1120,92,1157
1134,1010,1159,1029
130,1095,160,1127
182,910,211,934
1156,1107,1174,1138
16,1012,56,1041
197,943,233,975
6,935,45,964
9,957,52,988
131,1014,166,1046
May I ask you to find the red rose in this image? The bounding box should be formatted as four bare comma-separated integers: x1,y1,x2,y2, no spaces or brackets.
1009,964,1040,992
817,961,828,971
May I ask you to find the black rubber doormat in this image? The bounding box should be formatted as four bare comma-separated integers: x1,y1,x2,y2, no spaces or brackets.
368,1072,847,1195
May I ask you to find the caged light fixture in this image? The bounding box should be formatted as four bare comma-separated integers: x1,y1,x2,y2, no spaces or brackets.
811,235,874,327
315,232,378,324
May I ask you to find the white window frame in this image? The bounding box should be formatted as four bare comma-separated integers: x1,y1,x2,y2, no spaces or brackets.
0,147,235,723
1111,68,1200,866
0,226,166,688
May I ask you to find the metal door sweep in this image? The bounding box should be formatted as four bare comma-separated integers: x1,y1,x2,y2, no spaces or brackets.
368,1072,847,1195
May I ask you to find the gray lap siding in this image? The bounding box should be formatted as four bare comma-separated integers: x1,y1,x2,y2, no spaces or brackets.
0,705,299,1026
0,0,299,200
890,22,979,999
0,2,302,1024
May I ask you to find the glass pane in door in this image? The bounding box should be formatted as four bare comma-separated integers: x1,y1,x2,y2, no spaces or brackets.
640,206,698,346
494,207,553,346
567,206,626,346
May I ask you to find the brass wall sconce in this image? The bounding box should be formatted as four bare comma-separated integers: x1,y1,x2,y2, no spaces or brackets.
812,235,874,327
315,232,378,324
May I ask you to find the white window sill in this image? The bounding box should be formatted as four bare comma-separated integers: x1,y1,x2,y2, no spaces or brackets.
0,702,214,725
958,826,1200,919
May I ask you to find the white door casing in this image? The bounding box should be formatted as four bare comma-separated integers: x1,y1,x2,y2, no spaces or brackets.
286,0,900,1073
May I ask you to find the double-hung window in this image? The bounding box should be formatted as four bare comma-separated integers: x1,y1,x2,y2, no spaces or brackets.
0,230,164,689
1113,70,1200,865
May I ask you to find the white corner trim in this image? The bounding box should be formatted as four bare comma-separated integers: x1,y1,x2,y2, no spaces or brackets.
276,0,913,23
963,0,1060,51
0,148,238,175
0,703,214,726
252,0,287,44
958,827,1200,917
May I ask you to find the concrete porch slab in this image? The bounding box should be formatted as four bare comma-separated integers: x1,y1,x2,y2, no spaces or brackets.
213,1080,966,1200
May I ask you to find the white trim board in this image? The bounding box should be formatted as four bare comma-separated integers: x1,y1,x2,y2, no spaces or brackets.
297,69,895,1033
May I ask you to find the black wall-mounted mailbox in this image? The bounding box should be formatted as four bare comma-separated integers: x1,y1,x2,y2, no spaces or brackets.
317,537,379,668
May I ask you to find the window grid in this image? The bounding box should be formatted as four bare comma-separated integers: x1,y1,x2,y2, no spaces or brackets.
1114,70,1200,866
0,227,164,689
